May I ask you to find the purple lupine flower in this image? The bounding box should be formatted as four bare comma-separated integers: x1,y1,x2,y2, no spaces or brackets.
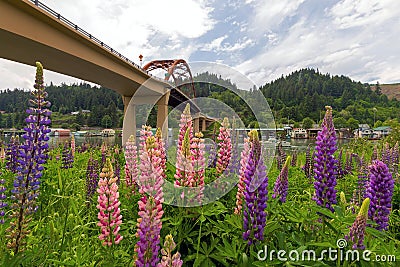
344,151,354,175
0,175,6,224
6,135,19,173
365,160,394,231
291,150,297,167
7,62,51,253
243,130,268,245
350,155,368,209
272,156,291,203
313,106,337,212
86,154,99,205
345,198,370,249
277,142,286,170
62,142,74,169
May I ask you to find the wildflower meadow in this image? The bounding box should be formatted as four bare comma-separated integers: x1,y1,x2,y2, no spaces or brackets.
0,63,399,266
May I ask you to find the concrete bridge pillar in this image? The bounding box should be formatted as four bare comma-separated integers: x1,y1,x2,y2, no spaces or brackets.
201,118,206,132
156,91,170,140
194,113,200,133
122,95,135,146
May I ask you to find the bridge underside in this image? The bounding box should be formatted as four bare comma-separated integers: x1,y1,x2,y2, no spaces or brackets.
0,0,202,144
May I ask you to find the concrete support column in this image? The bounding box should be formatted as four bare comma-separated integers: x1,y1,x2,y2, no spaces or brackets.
194,117,200,133
156,91,170,139
201,118,206,132
122,95,135,146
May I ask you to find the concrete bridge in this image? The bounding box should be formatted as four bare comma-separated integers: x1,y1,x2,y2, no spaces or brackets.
0,0,208,144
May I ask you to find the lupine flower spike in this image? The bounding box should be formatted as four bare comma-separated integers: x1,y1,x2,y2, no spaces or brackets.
313,106,338,212
124,135,138,189
365,160,394,230
70,135,75,157
272,156,291,203
234,134,251,215
6,135,19,173
86,154,99,205
97,158,123,246
345,198,370,249
243,130,269,245
7,62,51,253
216,117,232,175
157,234,183,267
0,174,6,224
135,126,164,266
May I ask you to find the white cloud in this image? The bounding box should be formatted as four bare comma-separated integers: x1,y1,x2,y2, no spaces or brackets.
330,0,399,29
250,0,305,31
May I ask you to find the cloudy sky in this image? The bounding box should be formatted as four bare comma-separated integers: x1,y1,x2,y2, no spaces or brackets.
1,0,400,90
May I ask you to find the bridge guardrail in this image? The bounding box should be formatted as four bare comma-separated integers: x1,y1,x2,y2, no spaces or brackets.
29,0,169,85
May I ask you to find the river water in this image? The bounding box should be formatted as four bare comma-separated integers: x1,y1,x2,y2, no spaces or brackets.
1,134,352,152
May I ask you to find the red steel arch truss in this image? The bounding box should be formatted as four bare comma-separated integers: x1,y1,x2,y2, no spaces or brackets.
143,59,196,99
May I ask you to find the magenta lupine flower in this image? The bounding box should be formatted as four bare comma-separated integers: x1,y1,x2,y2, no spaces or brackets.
272,156,291,203
124,135,138,189
96,158,123,246
7,62,51,253
135,126,165,266
157,234,183,267
313,106,338,212
216,117,232,175
365,160,394,231
243,131,268,245
6,135,19,173
234,135,251,215
0,175,6,224
345,198,370,250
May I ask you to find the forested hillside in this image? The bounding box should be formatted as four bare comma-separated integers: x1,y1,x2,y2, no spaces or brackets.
260,68,400,127
0,69,399,129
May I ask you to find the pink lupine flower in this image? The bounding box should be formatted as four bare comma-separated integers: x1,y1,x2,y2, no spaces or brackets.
70,135,75,157
234,134,251,215
96,158,123,246
174,128,194,188
191,132,206,202
156,128,167,179
124,135,138,188
157,234,183,267
135,126,165,266
177,104,193,151
216,117,232,175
